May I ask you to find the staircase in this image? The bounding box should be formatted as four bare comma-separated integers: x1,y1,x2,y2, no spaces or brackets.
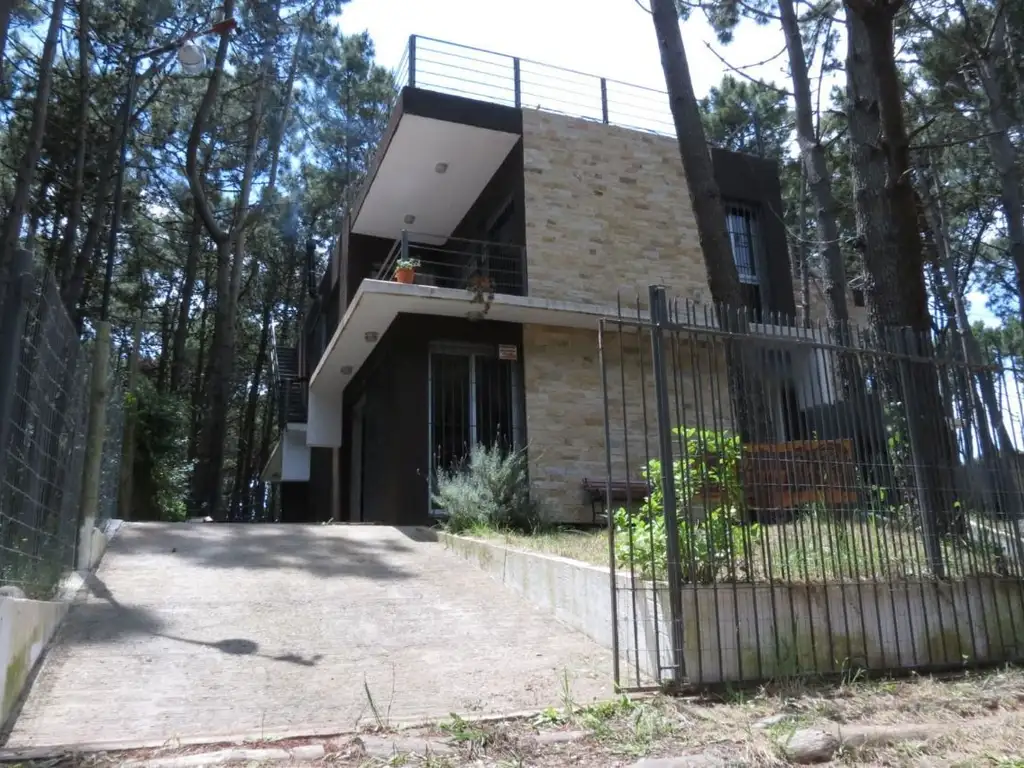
275,346,307,425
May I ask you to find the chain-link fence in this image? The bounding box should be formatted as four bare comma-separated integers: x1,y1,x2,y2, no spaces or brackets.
0,251,121,598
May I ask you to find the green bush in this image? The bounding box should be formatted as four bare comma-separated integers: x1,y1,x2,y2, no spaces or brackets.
433,443,541,533
614,427,758,582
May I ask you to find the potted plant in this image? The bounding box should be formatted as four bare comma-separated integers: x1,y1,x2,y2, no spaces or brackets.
394,257,419,284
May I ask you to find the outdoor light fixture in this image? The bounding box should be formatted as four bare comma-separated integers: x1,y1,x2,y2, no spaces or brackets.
177,42,207,74
403,214,416,225
340,365,353,375
434,162,449,174
364,331,379,343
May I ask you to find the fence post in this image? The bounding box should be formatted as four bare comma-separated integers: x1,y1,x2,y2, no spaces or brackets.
513,58,522,108
117,315,142,521
648,284,686,683
77,320,111,570
0,249,33,469
600,78,609,124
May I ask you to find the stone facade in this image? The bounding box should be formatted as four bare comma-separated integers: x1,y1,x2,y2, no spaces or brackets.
798,275,870,329
522,323,730,524
521,110,711,308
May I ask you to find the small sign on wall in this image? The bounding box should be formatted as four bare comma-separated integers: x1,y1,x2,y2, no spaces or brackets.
498,344,518,361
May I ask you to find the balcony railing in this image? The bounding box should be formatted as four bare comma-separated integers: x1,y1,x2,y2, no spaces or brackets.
392,35,674,137
375,231,526,298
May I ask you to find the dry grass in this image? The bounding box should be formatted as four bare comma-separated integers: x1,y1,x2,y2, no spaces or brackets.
25,667,1024,766
472,514,1011,584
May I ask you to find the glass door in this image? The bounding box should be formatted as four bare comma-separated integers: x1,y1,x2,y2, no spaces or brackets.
428,343,522,516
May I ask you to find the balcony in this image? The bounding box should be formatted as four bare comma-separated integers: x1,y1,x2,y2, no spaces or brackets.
345,36,673,248
375,231,526,299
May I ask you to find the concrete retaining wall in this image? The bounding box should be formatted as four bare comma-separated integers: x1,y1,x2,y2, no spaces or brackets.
443,533,1024,686
1,520,120,727
0,594,69,725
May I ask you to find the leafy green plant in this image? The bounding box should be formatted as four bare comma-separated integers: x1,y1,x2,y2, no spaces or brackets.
433,443,541,533
614,427,758,582
395,256,420,270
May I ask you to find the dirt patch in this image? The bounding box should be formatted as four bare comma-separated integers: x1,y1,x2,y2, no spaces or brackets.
12,667,1024,767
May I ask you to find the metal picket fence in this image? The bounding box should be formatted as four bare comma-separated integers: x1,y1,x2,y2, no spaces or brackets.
0,250,121,598
602,285,1024,691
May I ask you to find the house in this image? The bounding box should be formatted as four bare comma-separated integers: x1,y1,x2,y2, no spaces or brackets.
259,36,868,526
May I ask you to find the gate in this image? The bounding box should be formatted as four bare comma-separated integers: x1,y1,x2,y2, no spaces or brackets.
602,285,1024,691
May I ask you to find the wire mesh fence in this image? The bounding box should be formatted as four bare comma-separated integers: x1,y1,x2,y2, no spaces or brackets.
602,286,1024,691
0,252,121,598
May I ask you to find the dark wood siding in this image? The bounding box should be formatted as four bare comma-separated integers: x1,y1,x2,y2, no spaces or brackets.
337,314,524,525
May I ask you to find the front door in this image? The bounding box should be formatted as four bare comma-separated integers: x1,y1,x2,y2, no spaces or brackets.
427,342,522,516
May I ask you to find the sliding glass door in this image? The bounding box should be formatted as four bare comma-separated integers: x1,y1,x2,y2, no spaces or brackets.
427,343,523,516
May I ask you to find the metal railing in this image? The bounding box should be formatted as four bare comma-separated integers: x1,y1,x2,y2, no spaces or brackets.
602,286,1024,690
375,230,527,298
398,35,674,136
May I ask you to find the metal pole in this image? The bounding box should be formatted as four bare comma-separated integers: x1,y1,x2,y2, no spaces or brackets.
648,284,686,683
600,78,609,124
513,58,521,108
100,59,138,322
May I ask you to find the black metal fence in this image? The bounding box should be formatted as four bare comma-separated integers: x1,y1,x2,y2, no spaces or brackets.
602,286,1024,690
0,251,122,598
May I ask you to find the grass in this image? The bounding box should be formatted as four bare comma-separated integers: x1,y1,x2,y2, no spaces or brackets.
24,666,1024,766
467,509,1016,584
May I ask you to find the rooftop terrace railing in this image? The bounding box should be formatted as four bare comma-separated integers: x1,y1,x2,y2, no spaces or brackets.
393,35,674,137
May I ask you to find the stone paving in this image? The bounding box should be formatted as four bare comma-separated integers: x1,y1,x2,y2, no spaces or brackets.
4,523,612,752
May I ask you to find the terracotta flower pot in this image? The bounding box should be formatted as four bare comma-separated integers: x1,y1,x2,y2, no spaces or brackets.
395,267,415,284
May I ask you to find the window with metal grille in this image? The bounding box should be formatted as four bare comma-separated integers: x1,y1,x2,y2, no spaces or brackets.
725,203,760,284
724,202,764,318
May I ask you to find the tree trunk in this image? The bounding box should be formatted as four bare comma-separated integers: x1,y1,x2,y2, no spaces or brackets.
54,0,89,285
188,265,213,469
845,3,963,549
778,0,849,328
649,0,774,441
170,201,204,392
0,0,13,86
230,300,272,521
0,0,66,267
974,12,1024,323
189,1,277,518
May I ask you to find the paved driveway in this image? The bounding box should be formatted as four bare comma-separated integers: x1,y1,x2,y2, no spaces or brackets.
4,524,612,751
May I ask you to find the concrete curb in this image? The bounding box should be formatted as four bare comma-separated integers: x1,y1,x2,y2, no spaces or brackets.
123,744,327,767
0,707,552,761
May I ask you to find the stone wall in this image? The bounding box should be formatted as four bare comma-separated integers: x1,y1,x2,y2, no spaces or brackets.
522,323,730,523
521,110,710,308
799,275,870,329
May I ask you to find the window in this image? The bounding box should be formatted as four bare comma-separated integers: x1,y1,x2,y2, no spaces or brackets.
724,202,764,318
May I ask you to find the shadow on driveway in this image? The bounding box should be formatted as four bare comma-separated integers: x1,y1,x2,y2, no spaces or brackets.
111,523,415,581
67,572,323,667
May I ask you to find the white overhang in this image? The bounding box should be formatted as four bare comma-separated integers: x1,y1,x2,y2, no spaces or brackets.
351,113,520,242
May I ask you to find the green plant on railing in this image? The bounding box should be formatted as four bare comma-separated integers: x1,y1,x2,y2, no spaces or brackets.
614,427,757,583
395,257,420,270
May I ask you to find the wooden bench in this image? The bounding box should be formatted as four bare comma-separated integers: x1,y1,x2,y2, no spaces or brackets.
582,478,650,523
695,439,860,511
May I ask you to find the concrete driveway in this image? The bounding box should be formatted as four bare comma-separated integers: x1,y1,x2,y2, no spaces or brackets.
3,524,612,752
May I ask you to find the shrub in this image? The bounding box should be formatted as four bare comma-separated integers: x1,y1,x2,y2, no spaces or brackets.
614,427,758,582
433,443,541,533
